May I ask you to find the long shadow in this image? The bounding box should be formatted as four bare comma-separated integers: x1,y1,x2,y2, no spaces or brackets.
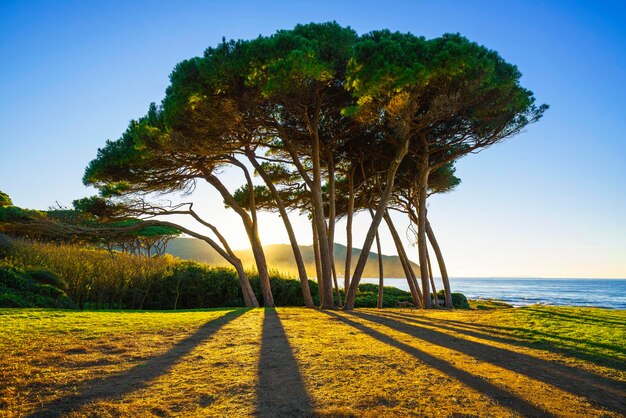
426,314,624,353
29,309,247,418
350,310,626,414
256,308,315,418
377,310,626,368
523,307,626,327
320,311,554,417
438,315,625,355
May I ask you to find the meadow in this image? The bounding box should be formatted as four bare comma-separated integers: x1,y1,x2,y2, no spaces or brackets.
1,305,624,417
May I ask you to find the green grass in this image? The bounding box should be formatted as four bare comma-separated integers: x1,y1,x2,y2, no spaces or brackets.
485,306,626,367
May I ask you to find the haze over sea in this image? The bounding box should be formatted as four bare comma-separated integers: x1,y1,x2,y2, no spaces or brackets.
360,278,626,309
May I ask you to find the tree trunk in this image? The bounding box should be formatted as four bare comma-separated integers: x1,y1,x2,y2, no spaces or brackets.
383,211,423,307
332,263,342,308
426,217,453,308
234,259,258,308
427,249,439,307
344,138,410,309
367,208,384,308
311,129,334,309
206,173,274,307
140,284,151,310
344,170,355,293
416,166,432,308
327,151,338,292
247,226,274,307
173,286,180,310
312,216,324,306
246,152,314,307
375,230,384,309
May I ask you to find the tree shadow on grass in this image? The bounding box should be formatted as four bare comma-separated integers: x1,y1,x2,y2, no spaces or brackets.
350,310,626,415
28,308,248,418
522,307,625,327
321,310,554,417
256,307,315,418
379,310,626,369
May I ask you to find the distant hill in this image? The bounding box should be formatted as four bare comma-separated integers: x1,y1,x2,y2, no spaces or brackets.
165,238,419,279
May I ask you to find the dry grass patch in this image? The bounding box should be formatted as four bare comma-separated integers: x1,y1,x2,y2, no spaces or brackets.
0,308,244,416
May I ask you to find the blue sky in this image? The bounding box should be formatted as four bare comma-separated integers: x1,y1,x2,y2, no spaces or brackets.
1,0,624,277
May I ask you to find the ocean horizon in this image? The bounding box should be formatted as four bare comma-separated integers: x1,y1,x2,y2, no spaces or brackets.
357,277,626,309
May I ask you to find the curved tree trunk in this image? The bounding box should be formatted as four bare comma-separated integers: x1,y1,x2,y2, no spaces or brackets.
344,171,355,293
311,130,335,309
280,130,332,307
246,152,314,307
312,216,324,306
234,259,258,308
205,172,274,307
416,152,432,308
375,231,384,308
383,211,423,307
426,249,439,307
344,138,410,310
368,208,384,308
332,263,342,308
426,217,453,308
246,226,274,307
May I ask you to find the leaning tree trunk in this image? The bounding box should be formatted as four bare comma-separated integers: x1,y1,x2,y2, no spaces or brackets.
344,138,410,310
415,155,433,308
344,170,355,293
332,264,342,308
234,258,258,308
426,217,453,308
206,173,274,307
369,208,384,308
281,128,332,307
426,249,439,307
327,152,342,307
306,117,334,308
383,211,423,307
312,214,325,307
246,225,274,307
375,231,384,308
246,152,315,307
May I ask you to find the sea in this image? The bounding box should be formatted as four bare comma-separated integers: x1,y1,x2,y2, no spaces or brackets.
359,277,626,309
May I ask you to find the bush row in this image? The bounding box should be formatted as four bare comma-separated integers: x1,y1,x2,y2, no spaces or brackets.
0,235,468,310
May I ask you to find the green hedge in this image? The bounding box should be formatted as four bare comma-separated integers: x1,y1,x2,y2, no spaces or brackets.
436,289,470,309
0,266,75,308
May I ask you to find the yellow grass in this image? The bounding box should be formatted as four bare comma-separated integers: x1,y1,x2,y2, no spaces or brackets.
1,307,624,417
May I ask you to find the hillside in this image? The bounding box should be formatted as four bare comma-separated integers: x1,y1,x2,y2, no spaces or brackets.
165,238,419,279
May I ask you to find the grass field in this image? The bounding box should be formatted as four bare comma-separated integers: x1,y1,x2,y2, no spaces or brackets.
1,306,624,417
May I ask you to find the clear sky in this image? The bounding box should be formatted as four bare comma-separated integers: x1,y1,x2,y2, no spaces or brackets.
1,0,624,278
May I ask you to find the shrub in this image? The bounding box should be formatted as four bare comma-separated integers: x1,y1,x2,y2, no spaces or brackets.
437,290,470,309
354,283,413,308
0,265,75,308
0,291,28,308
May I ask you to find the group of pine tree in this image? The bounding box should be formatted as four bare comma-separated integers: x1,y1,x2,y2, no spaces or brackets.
4,23,547,310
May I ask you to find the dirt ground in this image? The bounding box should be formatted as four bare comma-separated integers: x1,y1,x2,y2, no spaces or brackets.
1,307,624,417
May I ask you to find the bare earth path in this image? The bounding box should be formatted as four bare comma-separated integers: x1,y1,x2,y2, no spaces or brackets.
1,307,624,417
